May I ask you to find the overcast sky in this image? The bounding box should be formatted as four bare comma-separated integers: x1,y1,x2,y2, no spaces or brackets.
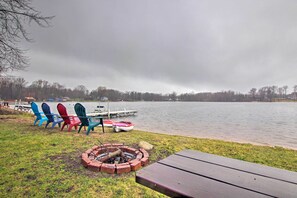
12,0,297,93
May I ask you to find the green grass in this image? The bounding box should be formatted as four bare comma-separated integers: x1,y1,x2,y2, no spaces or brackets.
0,112,297,197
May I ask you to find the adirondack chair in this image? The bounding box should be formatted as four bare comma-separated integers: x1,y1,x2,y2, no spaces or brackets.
41,103,64,128
31,102,48,126
57,103,82,132
74,103,104,135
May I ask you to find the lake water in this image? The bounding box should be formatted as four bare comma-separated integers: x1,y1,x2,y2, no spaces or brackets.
38,101,297,149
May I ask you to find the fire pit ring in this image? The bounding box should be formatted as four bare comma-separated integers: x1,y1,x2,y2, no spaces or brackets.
81,143,149,174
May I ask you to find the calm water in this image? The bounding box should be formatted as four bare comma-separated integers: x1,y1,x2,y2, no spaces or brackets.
38,101,297,149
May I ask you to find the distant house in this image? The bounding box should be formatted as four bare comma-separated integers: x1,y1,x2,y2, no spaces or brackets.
100,97,108,101
24,97,36,103
62,97,70,101
56,98,63,102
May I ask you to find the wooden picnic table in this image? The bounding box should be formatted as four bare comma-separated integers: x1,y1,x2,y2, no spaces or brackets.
136,150,297,198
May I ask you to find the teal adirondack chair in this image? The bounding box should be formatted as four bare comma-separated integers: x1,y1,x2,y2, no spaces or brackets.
74,103,104,135
31,102,48,126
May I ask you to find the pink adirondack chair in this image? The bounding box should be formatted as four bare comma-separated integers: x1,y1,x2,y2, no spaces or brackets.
57,103,81,132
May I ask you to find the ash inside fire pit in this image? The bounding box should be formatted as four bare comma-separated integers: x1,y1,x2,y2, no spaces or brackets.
95,149,136,164
81,143,149,174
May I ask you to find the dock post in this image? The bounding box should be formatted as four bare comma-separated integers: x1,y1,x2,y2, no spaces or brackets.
107,101,110,119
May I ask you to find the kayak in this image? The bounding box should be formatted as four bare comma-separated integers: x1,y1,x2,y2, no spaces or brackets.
112,121,134,132
103,120,113,127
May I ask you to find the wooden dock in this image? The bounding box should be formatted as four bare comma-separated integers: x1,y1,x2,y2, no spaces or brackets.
13,104,32,112
87,110,137,118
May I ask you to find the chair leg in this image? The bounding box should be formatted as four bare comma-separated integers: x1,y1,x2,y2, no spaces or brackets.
45,121,50,128
34,118,39,126
38,120,42,127
86,127,91,135
101,118,104,133
61,123,66,131
68,125,73,132
78,125,83,133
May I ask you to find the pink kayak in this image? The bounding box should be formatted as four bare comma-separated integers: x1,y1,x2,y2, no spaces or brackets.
112,121,134,132
103,120,114,127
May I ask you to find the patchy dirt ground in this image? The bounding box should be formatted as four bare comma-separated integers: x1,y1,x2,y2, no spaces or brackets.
0,108,27,115
48,147,146,179
48,150,119,178
0,108,32,122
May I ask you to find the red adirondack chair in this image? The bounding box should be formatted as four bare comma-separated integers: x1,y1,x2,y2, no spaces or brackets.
57,103,81,132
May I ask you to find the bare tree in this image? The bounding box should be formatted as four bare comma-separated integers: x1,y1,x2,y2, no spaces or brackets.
249,88,257,100
0,0,53,75
73,85,88,99
278,87,283,97
283,85,288,98
293,85,297,100
271,86,278,97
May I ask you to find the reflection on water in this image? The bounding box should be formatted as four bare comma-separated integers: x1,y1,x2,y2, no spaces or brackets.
38,101,297,149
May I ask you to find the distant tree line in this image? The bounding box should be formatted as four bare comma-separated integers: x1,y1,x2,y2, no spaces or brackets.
1,77,297,102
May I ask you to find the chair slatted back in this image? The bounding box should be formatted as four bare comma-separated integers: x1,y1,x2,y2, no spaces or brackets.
31,102,42,120
42,103,54,122
57,103,70,124
74,103,89,126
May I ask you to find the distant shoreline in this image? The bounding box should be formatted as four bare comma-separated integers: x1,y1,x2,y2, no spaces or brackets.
3,100,297,104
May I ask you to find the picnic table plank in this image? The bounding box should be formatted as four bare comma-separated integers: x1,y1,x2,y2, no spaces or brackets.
136,163,270,198
176,150,297,184
136,150,297,197
159,154,297,197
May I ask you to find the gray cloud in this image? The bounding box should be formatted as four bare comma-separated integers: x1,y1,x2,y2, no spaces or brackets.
13,0,297,93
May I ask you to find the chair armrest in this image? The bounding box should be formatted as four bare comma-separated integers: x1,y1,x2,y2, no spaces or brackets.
68,115,77,118
89,116,103,123
53,114,61,118
78,116,88,119
68,115,77,120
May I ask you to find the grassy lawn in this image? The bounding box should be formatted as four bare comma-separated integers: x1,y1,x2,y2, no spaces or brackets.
0,110,297,197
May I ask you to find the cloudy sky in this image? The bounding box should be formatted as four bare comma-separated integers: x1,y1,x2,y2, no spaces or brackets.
13,0,297,93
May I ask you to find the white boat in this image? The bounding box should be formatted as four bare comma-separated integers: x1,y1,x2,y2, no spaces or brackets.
94,105,106,113
112,121,134,132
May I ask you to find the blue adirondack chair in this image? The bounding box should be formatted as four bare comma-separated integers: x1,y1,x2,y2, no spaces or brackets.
31,102,48,126
74,103,104,135
41,103,64,128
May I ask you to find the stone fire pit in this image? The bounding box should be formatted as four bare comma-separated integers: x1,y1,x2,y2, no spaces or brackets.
81,143,149,174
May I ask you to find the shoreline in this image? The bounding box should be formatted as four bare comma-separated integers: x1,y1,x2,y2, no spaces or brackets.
136,127,297,151
2,106,296,151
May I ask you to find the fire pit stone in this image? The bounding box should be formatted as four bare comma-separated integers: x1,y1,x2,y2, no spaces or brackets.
116,163,131,174
81,143,149,174
88,161,102,172
101,163,116,174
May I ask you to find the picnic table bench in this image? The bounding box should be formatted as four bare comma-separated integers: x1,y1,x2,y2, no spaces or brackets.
136,150,297,197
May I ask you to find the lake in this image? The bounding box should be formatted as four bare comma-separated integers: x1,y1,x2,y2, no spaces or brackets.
38,101,297,149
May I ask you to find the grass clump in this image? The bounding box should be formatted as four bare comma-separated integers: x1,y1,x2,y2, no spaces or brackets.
0,111,296,197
